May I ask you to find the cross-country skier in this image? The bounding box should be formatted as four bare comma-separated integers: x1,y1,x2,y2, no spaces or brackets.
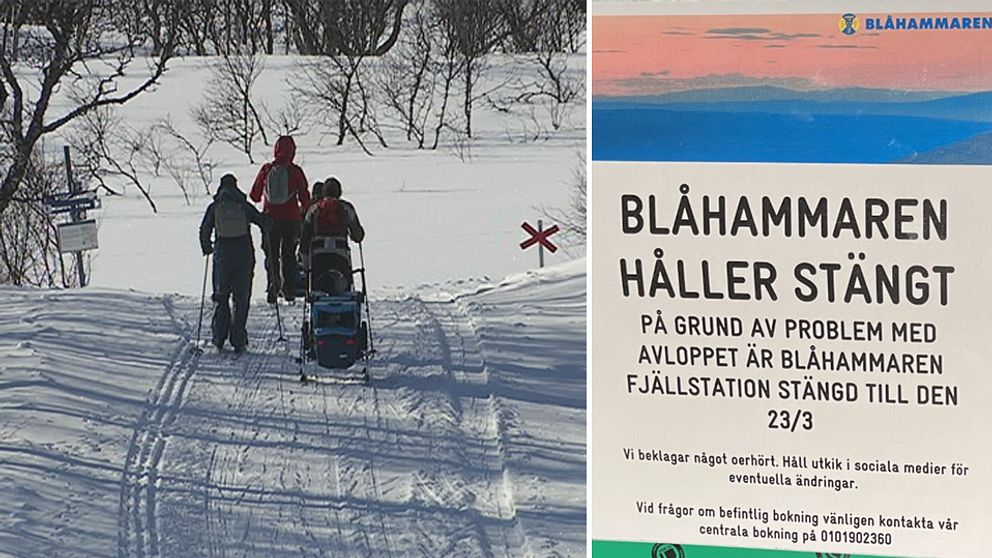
199,174,273,352
299,177,365,295
250,135,311,304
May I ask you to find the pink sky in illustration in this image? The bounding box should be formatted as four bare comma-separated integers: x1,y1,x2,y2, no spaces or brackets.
593,14,992,96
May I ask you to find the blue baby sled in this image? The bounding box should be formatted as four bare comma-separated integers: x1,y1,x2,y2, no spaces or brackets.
295,236,374,383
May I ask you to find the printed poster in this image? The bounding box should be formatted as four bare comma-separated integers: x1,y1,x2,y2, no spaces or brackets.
590,2,992,557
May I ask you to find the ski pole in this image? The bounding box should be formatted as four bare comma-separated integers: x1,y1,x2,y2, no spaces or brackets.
297,245,312,379
265,229,277,301
274,295,286,342
193,254,209,354
358,242,375,356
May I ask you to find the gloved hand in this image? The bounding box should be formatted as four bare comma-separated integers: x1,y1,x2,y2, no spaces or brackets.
202,244,214,256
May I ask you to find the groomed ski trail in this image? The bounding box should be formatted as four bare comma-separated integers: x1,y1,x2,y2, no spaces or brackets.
133,294,529,557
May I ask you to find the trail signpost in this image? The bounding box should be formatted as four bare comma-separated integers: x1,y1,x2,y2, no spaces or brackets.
45,194,100,215
44,146,98,287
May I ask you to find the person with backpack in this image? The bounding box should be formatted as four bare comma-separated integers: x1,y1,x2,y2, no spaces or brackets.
199,174,273,352
299,177,365,294
250,135,311,304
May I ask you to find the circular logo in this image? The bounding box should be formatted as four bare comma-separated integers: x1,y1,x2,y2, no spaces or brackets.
839,13,859,35
651,543,686,558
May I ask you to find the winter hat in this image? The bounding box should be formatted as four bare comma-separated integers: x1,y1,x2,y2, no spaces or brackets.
324,177,342,198
220,174,238,190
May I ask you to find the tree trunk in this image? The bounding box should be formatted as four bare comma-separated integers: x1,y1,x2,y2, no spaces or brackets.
283,0,291,54
463,62,473,138
432,67,454,150
264,0,274,54
0,141,34,218
337,81,350,146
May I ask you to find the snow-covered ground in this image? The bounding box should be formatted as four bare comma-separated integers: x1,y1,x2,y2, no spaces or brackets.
0,259,585,556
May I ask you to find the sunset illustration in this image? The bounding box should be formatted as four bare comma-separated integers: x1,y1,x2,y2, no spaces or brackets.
594,14,992,96
593,13,992,164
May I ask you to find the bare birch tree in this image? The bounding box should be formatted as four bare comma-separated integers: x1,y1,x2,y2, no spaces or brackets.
0,0,181,218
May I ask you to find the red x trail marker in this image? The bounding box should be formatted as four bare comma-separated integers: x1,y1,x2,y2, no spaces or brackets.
520,221,560,253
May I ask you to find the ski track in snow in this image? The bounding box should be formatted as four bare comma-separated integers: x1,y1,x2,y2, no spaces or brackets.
113,294,534,557
0,264,585,557
116,296,208,558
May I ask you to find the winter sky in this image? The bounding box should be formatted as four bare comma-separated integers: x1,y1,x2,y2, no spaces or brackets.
592,13,992,96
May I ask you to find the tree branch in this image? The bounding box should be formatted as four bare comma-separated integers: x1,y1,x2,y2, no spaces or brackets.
41,57,170,134
0,54,24,139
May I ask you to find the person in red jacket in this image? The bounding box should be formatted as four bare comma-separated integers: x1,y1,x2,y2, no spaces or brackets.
250,135,311,303
298,177,365,295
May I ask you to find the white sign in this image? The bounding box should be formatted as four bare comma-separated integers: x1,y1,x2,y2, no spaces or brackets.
57,219,98,253
591,163,992,557
591,0,992,555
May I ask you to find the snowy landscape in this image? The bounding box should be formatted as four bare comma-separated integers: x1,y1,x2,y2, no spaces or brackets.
87,54,585,295
0,260,585,557
0,3,586,556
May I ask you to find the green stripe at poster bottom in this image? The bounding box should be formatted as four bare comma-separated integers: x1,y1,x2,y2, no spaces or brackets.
592,540,903,558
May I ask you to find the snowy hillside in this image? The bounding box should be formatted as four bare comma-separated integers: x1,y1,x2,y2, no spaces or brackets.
0,259,585,557
62,55,585,296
